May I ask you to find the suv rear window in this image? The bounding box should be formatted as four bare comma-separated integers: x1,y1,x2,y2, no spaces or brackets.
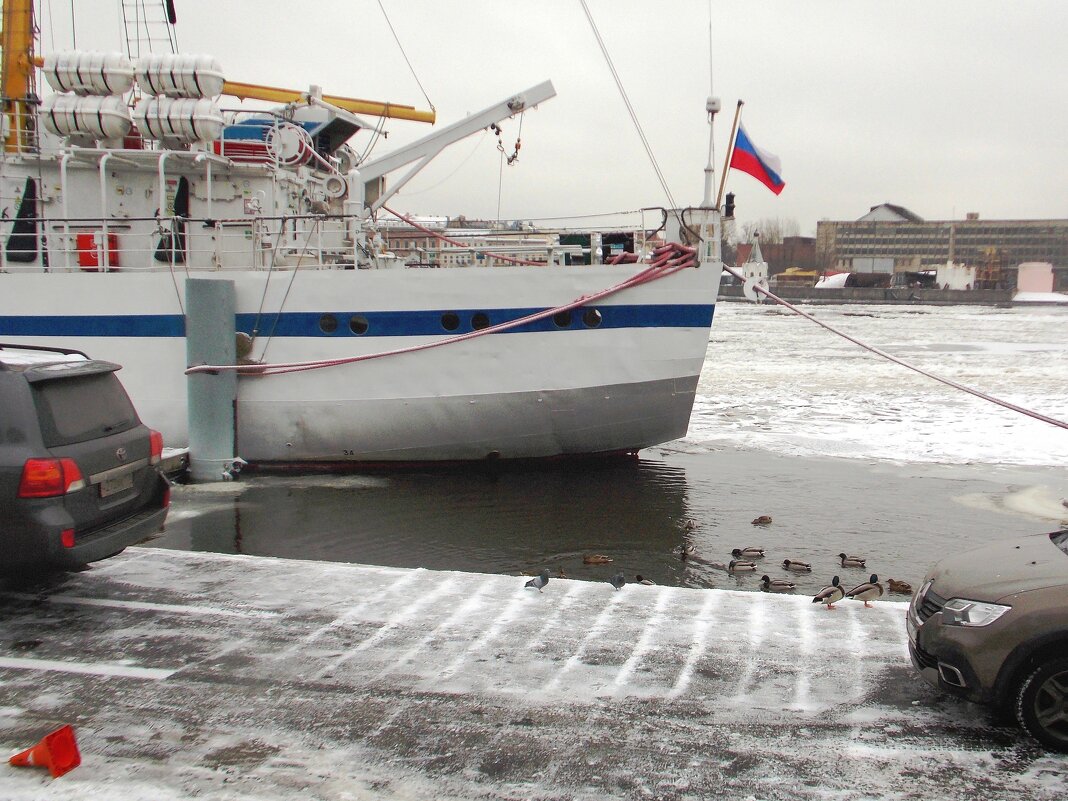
31,373,140,447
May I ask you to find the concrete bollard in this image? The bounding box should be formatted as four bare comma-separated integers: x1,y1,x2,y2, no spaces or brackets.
185,278,239,483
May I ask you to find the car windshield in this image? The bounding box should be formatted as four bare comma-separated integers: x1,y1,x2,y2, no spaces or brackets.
31,372,140,447
1050,530,1068,556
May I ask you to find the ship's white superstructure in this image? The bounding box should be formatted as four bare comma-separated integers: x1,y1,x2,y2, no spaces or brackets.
0,1,723,467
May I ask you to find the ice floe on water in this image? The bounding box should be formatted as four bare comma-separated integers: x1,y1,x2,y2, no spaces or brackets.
691,303,1068,467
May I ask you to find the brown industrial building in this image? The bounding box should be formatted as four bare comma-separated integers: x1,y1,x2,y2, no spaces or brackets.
814,205,1068,290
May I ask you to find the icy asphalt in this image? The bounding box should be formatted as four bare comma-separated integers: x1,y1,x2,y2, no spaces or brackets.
0,548,1064,800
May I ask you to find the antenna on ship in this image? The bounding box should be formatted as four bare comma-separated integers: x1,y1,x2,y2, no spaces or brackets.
702,2,721,208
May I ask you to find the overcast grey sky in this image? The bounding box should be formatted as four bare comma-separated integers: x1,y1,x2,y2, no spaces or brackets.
44,1,1068,234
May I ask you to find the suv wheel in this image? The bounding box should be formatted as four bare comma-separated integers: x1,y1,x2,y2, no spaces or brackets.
1015,657,1068,753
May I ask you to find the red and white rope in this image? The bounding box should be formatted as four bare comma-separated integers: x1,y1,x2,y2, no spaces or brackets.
186,243,697,377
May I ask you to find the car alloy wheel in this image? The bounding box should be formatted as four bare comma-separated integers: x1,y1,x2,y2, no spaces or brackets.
1015,657,1068,753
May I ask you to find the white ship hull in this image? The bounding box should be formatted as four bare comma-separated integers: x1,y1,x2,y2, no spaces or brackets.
0,265,719,464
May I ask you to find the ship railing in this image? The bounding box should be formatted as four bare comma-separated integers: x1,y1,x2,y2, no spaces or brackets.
1,94,41,154
0,212,371,273
1,212,603,273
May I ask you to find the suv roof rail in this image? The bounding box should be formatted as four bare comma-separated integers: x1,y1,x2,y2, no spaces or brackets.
0,342,90,370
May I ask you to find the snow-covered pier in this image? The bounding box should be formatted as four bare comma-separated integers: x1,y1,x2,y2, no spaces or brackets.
1,549,1063,800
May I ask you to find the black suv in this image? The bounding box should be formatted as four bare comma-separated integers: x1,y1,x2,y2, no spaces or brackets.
0,344,169,573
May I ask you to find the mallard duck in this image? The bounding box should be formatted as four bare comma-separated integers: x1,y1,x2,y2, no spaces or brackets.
837,553,866,568
683,518,698,531
782,559,812,572
845,574,884,608
887,578,913,594
732,547,765,558
583,554,614,565
751,515,773,525
760,575,795,591
728,559,758,573
635,574,655,585
557,567,568,579
812,576,845,609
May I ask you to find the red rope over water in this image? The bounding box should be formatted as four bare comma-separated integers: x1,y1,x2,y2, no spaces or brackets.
186,243,698,377
722,265,1068,431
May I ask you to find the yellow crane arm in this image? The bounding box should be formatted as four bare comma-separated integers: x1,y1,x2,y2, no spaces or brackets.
220,80,435,124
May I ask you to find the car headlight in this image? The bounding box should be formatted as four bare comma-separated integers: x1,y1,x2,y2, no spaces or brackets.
942,598,1011,627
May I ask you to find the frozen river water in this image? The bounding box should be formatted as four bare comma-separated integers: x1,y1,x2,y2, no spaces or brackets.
156,302,1068,595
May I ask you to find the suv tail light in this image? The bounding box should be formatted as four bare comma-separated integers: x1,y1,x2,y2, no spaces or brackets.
149,430,163,465
18,458,86,498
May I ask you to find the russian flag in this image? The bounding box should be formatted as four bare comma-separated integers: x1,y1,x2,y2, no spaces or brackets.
729,123,785,195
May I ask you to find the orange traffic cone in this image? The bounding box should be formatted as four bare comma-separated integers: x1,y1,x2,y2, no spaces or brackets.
8,725,81,778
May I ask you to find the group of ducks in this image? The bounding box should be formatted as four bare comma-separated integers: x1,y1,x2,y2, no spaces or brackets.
521,516,916,606
680,543,913,607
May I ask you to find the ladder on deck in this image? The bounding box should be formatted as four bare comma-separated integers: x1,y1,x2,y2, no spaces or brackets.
121,0,179,59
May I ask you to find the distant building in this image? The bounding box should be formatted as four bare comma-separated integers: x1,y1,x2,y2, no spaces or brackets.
381,223,562,267
816,205,1068,289
733,235,817,276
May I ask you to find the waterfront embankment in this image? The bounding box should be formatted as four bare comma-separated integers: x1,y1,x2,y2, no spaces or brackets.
1,549,1064,800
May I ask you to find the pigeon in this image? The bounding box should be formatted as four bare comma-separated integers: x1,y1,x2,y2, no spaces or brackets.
812,576,845,610
837,553,867,568
635,574,655,585
732,547,765,558
760,575,795,592
525,569,550,593
609,572,626,590
782,559,812,572
845,574,884,608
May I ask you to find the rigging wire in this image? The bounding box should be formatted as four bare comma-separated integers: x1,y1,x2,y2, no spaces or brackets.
376,0,434,112
496,147,505,226
722,265,1068,432
356,114,388,164
43,0,55,50
258,218,323,362
579,0,679,213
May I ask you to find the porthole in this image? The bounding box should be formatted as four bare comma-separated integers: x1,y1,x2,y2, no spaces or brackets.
553,310,573,328
472,312,490,330
349,315,369,335
441,312,460,332
582,308,602,328
319,313,338,334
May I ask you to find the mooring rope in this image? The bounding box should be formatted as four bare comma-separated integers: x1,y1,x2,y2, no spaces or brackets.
722,265,1068,431
185,243,697,377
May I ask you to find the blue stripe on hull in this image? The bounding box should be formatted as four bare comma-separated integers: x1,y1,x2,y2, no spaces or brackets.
0,304,715,338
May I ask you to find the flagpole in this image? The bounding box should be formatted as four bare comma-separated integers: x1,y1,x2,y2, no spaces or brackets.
715,100,744,210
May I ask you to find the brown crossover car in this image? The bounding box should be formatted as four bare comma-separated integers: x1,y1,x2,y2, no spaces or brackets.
908,528,1068,752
